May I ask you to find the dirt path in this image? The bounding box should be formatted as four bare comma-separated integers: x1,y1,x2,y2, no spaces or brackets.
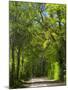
20,77,66,88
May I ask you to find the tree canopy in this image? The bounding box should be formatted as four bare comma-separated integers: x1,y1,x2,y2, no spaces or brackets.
9,1,66,88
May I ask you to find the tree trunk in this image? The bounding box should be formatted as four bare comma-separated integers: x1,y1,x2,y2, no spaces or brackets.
20,48,24,79
17,47,20,80
10,44,15,87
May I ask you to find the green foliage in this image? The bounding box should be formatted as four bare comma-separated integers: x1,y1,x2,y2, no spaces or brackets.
54,62,60,80
9,1,66,88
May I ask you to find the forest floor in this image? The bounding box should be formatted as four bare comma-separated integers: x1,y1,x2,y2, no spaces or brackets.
20,77,66,88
